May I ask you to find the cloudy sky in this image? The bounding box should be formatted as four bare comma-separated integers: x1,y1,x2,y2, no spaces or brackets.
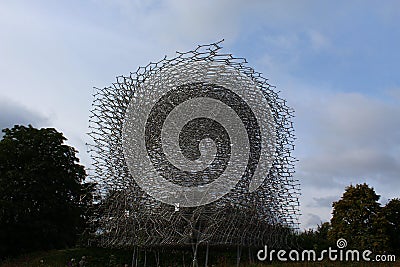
1,0,399,229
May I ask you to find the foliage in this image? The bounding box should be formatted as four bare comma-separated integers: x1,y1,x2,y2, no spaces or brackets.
382,198,400,254
298,184,399,255
297,222,333,252
0,125,94,258
328,183,389,253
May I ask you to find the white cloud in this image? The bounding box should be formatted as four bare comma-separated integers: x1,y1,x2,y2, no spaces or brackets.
303,213,323,229
284,86,400,228
302,92,400,182
309,196,338,208
255,45,400,228
308,30,330,51
0,97,49,132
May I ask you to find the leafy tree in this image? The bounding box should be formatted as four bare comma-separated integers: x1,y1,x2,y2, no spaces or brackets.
314,221,332,246
328,183,389,252
382,198,400,254
0,125,93,257
297,222,333,251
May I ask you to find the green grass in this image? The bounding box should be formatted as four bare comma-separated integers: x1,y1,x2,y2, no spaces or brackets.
0,247,398,267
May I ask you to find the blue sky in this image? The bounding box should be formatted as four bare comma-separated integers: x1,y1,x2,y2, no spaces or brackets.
1,0,400,229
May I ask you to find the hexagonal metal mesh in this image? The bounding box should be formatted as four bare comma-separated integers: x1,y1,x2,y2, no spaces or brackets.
88,41,300,249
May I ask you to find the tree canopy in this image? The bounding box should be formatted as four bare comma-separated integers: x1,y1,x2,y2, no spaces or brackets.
0,125,93,257
382,198,400,254
328,183,392,253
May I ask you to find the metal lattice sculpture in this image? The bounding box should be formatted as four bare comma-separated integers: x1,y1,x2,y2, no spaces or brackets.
88,41,300,252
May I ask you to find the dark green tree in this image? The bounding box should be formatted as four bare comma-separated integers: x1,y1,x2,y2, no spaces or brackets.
382,198,400,254
297,222,333,251
328,183,389,252
0,125,93,257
